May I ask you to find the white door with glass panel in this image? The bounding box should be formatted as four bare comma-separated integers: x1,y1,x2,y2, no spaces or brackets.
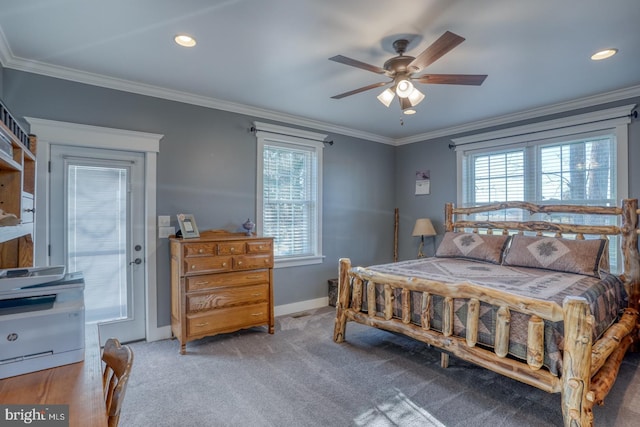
49,145,146,344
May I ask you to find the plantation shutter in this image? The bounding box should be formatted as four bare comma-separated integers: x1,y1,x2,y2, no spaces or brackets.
454,104,634,272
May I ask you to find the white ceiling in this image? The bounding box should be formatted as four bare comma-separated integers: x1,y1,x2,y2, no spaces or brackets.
0,0,639,144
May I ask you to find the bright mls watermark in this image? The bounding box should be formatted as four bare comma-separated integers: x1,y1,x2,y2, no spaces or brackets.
0,405,68,426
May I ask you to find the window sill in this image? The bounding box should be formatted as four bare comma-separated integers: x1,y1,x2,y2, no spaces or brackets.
274,255,324,269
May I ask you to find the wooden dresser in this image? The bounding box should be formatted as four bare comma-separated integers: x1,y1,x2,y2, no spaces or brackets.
169,230,274,354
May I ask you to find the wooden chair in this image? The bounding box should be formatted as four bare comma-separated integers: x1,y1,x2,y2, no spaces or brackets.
102,338,134,427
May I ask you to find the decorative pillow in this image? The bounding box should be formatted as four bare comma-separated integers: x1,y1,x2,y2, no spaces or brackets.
435,232,511,264
502,235,609,277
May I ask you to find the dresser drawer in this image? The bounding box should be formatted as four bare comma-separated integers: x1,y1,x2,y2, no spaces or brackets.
186,270,269,292
183,243,216,257
187,284,269,313
246,240,272,254
184,256,232,274
187,303,269,336
233,254,273,270
217,241,245,255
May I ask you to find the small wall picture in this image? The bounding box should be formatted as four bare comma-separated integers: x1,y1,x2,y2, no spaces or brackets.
177,213,200,238
415,170,431,195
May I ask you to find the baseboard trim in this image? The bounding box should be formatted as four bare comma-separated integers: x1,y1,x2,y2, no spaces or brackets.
274,297,329,317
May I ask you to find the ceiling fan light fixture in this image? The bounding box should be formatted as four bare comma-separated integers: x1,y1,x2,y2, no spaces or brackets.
377,88,395,107
395,79,414,98
399,97,416,115
408,87,425,106
590,48,618,60
174,34,196,47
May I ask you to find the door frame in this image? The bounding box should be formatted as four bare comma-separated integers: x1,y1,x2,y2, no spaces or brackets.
26,117,168,342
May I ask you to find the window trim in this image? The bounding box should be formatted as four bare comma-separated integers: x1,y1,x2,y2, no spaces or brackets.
254,121,325,268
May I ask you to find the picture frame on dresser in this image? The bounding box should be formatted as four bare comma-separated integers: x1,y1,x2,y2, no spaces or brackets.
177,213,199,238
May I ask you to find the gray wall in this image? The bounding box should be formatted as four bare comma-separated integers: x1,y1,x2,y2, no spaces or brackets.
395,97,640,260
2,68,396,327
3,67,638,327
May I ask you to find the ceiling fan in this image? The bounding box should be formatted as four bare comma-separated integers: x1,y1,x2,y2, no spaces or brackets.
329,31,487,114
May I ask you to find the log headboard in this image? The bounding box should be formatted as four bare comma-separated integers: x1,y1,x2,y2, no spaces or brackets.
444,199,640,310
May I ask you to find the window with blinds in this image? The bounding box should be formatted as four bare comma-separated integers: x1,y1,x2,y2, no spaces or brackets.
262,143,316,257
455,105,634,272
255,122,324,268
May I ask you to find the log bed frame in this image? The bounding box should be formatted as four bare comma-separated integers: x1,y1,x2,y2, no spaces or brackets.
334,199,640,427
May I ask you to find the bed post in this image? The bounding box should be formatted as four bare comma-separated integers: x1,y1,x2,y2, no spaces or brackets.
333,258,352,343
621,199,639,312
444,202,454,232
561,296,594,427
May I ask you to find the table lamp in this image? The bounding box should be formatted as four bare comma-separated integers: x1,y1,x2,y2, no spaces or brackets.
412,218,436,258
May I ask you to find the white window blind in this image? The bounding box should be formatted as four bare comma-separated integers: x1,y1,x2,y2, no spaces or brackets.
454,104,634,272
263,143,316,256
255,122,324,268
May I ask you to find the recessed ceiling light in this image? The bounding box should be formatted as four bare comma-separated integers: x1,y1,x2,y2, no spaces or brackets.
591,48,617,61
174,34,196,48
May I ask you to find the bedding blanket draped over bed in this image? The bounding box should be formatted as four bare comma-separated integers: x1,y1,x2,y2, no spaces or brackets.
363,257,627,375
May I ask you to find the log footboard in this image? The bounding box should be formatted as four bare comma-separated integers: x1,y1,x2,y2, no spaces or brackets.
333,199,639,426
333,257,639,426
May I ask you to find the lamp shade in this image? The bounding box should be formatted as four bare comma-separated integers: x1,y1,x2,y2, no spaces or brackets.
412,218,436,237
377,88,395,107
408,87,425,106
395,79,414,98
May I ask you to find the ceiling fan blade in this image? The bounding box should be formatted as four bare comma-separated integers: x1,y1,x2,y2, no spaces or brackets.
329,55,386,74
331,81,390,99
408,31,465,72
415,74,487,85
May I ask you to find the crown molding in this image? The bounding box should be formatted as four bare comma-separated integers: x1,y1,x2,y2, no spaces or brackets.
0,47,394,146
1,29,637,148
395,84,640,145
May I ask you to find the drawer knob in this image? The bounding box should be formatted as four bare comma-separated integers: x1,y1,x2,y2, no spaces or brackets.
195,281,209,286
230,247,235,252
191,265,196,269
258,245,263,249
251,313,263,317
195,322,209,327
222,262,227,267
264,259,269,264
252,293,261,297
237,261,243,265
198,249,204,254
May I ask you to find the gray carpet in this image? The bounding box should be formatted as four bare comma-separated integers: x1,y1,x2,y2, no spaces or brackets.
120,307,640,426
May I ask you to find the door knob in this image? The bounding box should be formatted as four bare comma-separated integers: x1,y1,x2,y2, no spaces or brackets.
130,258,142,265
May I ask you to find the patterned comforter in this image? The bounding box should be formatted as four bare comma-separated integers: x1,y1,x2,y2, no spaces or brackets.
356,258,627,375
